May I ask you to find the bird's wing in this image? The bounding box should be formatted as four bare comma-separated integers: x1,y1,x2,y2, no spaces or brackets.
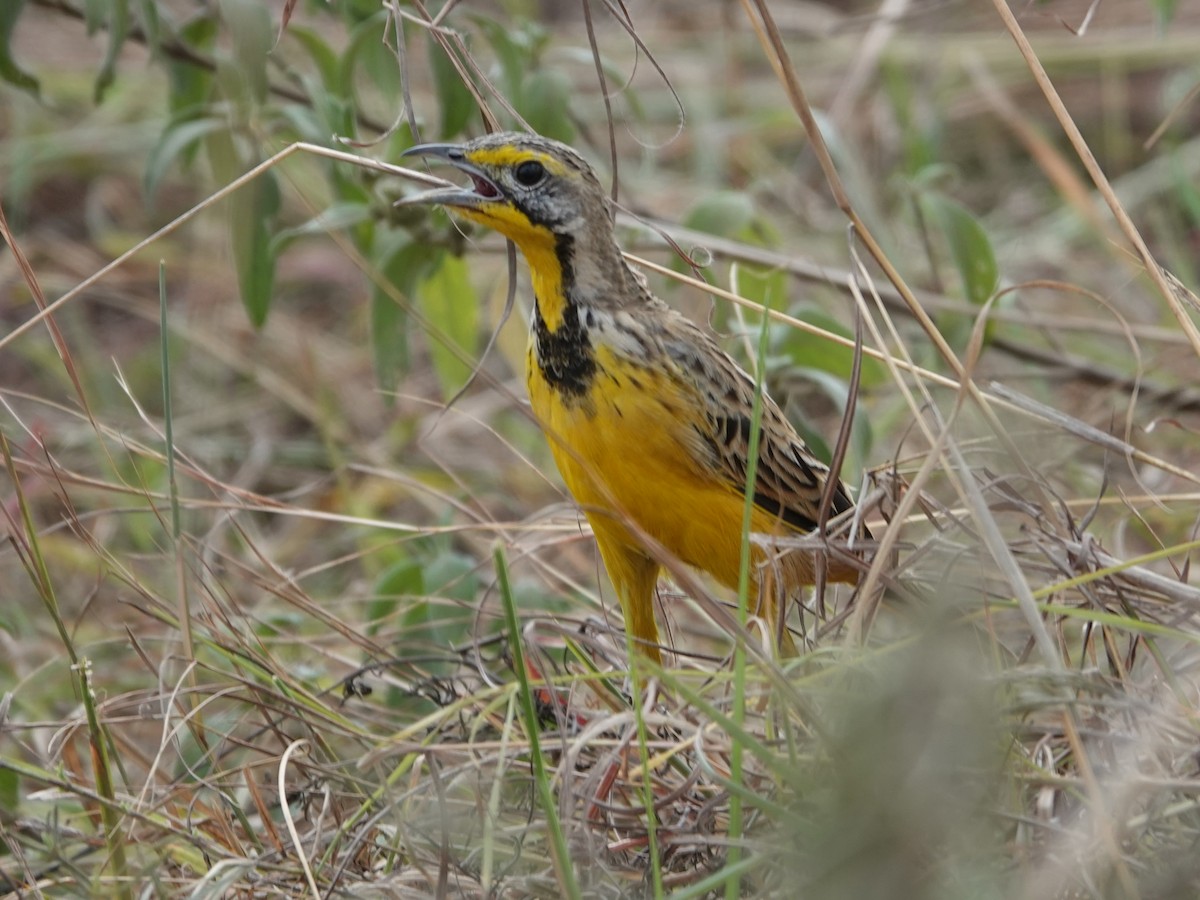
664,324,855,534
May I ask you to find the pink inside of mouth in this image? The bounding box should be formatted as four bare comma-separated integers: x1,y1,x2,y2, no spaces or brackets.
470,174,500,199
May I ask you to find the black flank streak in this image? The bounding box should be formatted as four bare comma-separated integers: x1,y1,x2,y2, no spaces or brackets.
787,444,820,488
702,422,820,530
758,458,781,489
737,415,753,444
698,429,725,472
721,416,739,445
752,493,820,533
709,414,834,532
830,481,856,517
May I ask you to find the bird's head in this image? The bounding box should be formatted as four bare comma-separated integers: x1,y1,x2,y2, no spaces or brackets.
401,132,644,321
401,131,613,256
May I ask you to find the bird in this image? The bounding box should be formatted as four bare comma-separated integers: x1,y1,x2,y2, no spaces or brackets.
402,132,867,664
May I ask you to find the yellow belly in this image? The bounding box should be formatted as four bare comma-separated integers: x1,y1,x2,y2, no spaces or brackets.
527,344,779,590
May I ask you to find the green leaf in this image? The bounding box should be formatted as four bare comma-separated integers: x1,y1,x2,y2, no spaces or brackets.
83,0,106,33
400,552,477,649
229,171,280,328
683,190,781,277
287,25,345,96
683,193,784,322
270,203,373,255
371,238,435,397
330,164,372,208
0,0,38,95
0,763,18,817
429,33,475,139
520,69,575,143
416,252,478,399
374,552,476,652
732,264,788,318
882,57,938,175
93,0,130,102
919,192,998,306
167,14,217,115
374,557,424,597
812,108,891,246
684,190,756,240
273,102,338,146
371,291,407,402
205,125,280,325
789,414,831,466
471,15,529,102
369,557,423,628
1172,152,1200,228
398,598,472,657
777,308,887,388
1150,0,1179,27
134,0,161,58
144,115,226,202
424,551,480,602
203,124,240,185
335,0,385,24
907,162,957,191
340,12,400,110
219,0,273,105
788,365,874,467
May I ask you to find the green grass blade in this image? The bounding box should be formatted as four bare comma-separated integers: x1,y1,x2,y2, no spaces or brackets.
494,546,582,900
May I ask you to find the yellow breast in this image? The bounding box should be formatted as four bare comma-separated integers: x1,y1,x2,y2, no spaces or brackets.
527,342,784,590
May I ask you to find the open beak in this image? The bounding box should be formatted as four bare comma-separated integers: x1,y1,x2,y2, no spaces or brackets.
398,142,504,208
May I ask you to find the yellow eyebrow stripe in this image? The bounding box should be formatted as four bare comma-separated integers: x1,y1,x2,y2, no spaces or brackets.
466,146,567,174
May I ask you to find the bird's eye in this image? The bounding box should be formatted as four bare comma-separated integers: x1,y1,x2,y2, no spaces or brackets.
514,160,546,187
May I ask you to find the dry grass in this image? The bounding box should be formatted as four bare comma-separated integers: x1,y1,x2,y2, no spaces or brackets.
3,0,1200,897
